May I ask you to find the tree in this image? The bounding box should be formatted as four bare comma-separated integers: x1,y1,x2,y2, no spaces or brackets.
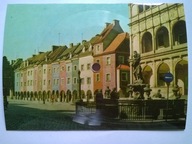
3,56,14,97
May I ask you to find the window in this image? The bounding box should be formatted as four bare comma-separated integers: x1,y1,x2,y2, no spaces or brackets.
53,68,56,73
73,78,77,84
145,5,150,10
61,79,64,85
67,78,70,84
21,82,22,86
44,80,46,85
118,56,124,64
96,74,100,82
106,57,111,65
156,27,169,48
44,69,46,74
57,79,59,85
48,69,51,74
81,78,84,84
87,63,91,70
81,64,84,71
142,32,152,53
28,71,30,76
74,65,77,71
67,66,70,71
106,74,111,81
48,80,51,85
97,45,100,51
121,72,127,81
138,5,144,13
87,77,91,84
54,79,56,85
61,66,65,71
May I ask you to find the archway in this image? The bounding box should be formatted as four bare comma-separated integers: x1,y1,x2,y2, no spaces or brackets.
21,92,24,100
156,26,169,49
34,91,37,101
30,91,33,101
43,91,47,102
142,65,153,84
55,90,59,102
81,90,85,99
142,32,152,53
60,90,65,102
86,90,93,101
73,90,78,102
172,20,187,45
66,90,71,102
175,60,188,95
47,91,51,101
157,63,170,86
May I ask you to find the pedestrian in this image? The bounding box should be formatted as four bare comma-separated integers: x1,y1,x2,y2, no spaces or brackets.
51,95,54,104
95,89,104,114
153,89,162,98
110,88,119,100
104,86,111,98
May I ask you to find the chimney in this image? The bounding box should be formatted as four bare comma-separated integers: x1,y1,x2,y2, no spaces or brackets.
69,43,73,48
113,19,119,26
82,40,87,45
52,45,58,51
105,22,110,28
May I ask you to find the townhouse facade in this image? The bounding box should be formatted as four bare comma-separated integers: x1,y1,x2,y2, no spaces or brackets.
128,3,188,96
13,19,130,101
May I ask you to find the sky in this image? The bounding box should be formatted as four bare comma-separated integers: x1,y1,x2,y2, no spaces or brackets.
3,4,129,61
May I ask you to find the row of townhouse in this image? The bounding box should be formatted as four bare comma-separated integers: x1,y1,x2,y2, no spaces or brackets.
13,19,130,102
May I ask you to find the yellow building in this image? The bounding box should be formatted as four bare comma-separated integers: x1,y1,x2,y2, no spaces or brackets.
128,4,188,97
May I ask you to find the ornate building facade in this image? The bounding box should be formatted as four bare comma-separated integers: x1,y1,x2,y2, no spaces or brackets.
129,4,188,96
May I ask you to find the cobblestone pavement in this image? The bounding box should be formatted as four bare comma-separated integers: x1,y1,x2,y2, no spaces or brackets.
4,98,185,130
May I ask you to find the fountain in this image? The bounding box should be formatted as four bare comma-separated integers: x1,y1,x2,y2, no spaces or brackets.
128,51,151,99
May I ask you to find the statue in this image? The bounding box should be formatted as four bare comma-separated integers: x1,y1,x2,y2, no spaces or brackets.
132,51,143,82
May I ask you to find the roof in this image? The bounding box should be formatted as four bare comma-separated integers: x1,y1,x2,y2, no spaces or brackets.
103,33,129,54
93,24,114,44
117,64,130,70
59,43,80,60
47,46,67,62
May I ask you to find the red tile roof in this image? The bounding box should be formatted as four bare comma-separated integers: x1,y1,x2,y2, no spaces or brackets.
103,33,129,54
117,64,130,70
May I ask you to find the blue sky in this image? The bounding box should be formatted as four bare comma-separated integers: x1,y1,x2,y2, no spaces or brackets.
3,4,129,61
